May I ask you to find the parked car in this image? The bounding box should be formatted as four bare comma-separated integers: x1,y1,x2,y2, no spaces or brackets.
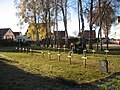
114,40,120,45
102,39,114,44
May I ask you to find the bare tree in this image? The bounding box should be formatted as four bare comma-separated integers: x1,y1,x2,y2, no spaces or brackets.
78,0,85,48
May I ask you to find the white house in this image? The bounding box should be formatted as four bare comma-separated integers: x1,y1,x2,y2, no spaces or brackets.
16,35,31,43
113,16,120,39
0,28,15,40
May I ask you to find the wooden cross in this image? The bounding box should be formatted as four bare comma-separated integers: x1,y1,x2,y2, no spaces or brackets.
41,51,45,58
48,51,51,60
92,50,96,56
82,49,87,67
30,49,33,55
104,49,109,60
68,52,72,64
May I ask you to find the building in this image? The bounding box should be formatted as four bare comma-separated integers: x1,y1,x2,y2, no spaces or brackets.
54,31,65,39
53,31,65,45
0,28,15,40
13,32,22,38
83,30,96,39
16,35,31,43
114,16,120,39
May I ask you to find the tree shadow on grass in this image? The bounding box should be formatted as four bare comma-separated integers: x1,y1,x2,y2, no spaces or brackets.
92,72,120,90
0,58,119,90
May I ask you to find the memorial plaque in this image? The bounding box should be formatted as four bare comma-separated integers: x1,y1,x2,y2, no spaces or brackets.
99,60,108,73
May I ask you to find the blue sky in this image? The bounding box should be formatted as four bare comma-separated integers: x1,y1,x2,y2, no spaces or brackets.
0,0,85,36
0,0,116,37
0,0,20,32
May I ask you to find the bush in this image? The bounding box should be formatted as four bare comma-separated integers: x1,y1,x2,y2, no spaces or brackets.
0,39,17,46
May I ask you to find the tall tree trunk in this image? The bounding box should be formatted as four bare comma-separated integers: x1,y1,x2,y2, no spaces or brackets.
48,6,51,45
33,0,39,45
98,0,112,51
55,0,58,46
78,1,81,36
61,0,69,48
89,0,93,49
65,0,69,47
45,10,49,46
79,0,85,48
97,0,103,51
97,30,100,50
106,24,109,49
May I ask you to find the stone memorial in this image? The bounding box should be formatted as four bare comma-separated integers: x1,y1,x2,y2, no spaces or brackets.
99,60,108,73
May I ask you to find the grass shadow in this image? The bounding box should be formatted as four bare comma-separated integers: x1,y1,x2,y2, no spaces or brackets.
0,58,102,90
0,50,120,89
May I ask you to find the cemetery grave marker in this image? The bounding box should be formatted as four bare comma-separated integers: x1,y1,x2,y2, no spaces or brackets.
30,48,33,55
49,45,52,48
48,50,51,60
98,49,109,73
68,51,72,64
63,45,66,52
15,47,18,52
41,51,45,58
53,45,55,51
45,45,47,48
104,49,109,60
92,49,96,56
41,45,43,47
25,48,28,53
99,60,109,73
19,47,21,52
57,48,61,61
22,48,25,53
82,50,87,67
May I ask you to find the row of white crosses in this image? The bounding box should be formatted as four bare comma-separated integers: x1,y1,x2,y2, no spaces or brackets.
41,44,67,52
81,49,109,67
16,46,109,66
40,47,72,64
15,47,33,54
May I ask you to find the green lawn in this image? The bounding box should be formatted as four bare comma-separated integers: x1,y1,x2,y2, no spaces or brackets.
0,48,120,90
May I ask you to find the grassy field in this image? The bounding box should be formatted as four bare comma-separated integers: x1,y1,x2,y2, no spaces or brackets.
0,46,120,90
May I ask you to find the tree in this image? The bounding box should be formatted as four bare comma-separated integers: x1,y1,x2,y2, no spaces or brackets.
15,0,43,45
26,23,46,41
86,0,115,50
89,0,94,49
78,0,85,48
57,0,69,47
